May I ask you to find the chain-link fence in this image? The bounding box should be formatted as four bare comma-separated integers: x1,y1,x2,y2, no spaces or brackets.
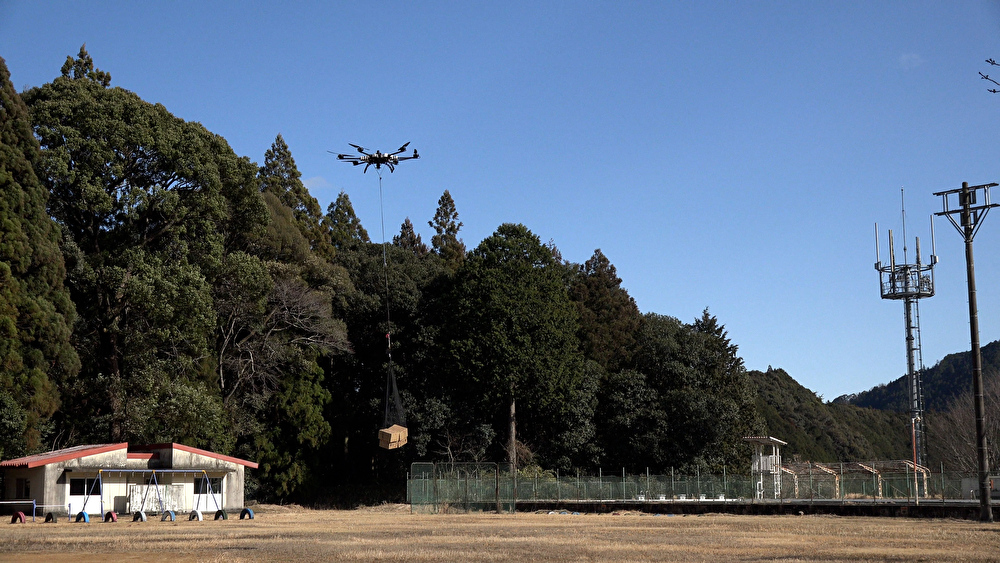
409,462,515,514
409,462,981,513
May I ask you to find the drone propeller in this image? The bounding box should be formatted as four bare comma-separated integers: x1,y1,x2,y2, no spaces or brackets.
349,143,368,154
390,142,410,155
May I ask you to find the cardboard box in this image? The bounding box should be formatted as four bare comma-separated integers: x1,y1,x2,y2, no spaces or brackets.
379,425,408,450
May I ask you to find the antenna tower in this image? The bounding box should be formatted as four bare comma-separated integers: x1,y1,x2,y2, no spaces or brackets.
874,188,937,467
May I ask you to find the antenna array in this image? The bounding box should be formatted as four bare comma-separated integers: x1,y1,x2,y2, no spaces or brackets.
874,190,937,467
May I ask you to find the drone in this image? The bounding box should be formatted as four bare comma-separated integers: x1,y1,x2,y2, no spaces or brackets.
330,142,419,173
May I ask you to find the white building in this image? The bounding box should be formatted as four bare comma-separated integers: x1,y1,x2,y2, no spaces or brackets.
0,442,257,517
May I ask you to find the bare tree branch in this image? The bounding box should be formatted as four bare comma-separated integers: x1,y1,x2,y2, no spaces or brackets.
982,59,1000,93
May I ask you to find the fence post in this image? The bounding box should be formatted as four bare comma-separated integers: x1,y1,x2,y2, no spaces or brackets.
840,462,844,500
433,463,439,514
723,465,727,500
941,462,946,505
495,465,501,514
809,464,813,503
906,462,911,504
872,461,877,503
623,468,626,501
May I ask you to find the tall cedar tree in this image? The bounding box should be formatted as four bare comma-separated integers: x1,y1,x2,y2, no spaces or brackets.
324,191,369,249
0,55,79,457
428,190,466,270
258,134,333,260
570,249,642,372
234,137,352,498
394,217,429,256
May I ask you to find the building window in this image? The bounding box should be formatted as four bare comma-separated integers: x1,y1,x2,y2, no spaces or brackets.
15,479,29,498
144,474,170,485
194,477,223,495
69,478,101,496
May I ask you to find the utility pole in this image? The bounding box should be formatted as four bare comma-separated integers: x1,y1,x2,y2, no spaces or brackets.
934,181,999,523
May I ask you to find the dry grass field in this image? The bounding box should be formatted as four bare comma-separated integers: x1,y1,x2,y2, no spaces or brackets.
3,504,1000,562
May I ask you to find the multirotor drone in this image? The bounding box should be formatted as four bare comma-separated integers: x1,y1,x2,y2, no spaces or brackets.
331,142,419,173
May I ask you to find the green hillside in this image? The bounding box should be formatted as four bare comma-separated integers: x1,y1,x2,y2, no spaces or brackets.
751,367,910,462
834,340,1000,412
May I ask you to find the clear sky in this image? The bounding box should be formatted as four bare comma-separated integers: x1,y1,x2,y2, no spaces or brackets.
3,1,1000,401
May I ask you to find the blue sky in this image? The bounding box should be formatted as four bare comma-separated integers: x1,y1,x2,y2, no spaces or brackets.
3,1,1000,401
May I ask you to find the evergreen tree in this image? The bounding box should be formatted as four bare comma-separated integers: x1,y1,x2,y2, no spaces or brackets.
570,249,642,372
0,55,79,456
59,45,110,87
324,191,369,249
439,223,591,470
610,310,762,471
25,47,266,446
258,134,332,260
393,217,429,256
428,190,466,270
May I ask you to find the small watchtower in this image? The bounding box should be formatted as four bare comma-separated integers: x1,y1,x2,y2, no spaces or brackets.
744,436,786,500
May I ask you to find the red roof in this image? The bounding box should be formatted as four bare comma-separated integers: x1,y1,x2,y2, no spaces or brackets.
0,443,127,468
0,442,258,470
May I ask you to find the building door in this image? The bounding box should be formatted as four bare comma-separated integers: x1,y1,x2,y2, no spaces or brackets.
192,476,223,511
69,477,103,515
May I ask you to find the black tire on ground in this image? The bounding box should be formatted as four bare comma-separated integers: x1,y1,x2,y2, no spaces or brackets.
214,509,228,520
10,512,24,524
133,511,147,522
76,512,89,523
239,508,255,520
161,510,175,522
44,512,56,523
104,511,117,523
189,510,202,521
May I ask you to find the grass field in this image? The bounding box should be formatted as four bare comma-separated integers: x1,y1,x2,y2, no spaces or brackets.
3,504,1000,562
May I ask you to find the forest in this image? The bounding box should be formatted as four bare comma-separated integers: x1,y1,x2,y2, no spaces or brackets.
0,47,952,505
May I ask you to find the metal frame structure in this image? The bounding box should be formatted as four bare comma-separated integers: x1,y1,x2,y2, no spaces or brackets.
73,468,226,519
874,191,937,467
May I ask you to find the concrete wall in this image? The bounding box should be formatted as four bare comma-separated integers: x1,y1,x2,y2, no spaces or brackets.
167,449,246,511
226,466,246,510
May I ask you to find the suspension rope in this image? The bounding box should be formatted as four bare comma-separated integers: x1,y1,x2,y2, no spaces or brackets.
376,170,405,428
